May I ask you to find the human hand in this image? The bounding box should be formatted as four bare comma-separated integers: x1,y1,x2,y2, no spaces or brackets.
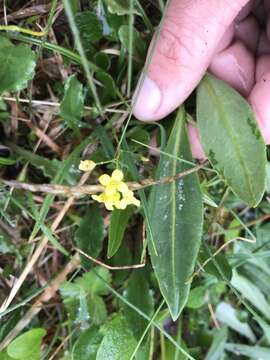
133,0,270,159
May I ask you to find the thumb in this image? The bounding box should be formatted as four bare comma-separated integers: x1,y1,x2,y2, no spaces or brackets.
133,0,250,121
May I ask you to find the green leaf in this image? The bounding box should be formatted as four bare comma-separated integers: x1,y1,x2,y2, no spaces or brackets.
0,37,36,94
97,315,137,360
108,208,132,258
225,343,270,359
123,270,154,339
96,71,117,103
60,267,111,325
197,74,267,206
205,327,227,360
60,74,84,131
9,143,77,185
215,302,255,342
0,157,16,166
76,267,112,297
118,25,146,59
148,107,203,320
104,0,141,16
7,328,46,360
231,271,270,320
186,286,206,309
75,205,105,268
88,295,108,325
0,351,13,360
75,11,103,44
0,231,16,254
73,326,103,360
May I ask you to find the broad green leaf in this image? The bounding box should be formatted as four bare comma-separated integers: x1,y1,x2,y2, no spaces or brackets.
73,326,103,360
215,302,255,342
88,295,108,325
0,352,13,360
75,11,103,44
96,315,137,360
7,328,46,360
0,231,16,254
0,37,36,94
76,267,112,297
186,286,206,309
75,205,105,268
205,327,227,360
197,74,267,206
60,74,84,131
104,0,140,16
123,270,154,339
60,267,111,324
148,107,203,320
96,71,117,103
225,343,270,359
108,208,132,258
118,25,146,59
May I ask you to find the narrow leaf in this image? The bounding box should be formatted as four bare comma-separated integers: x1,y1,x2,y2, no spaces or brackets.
148,107,203,320
107,208,132,258
197,74,266,206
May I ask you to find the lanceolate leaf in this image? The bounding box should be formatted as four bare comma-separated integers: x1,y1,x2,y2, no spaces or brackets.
197,74,267,207
107,207,132,258
148,107,203,320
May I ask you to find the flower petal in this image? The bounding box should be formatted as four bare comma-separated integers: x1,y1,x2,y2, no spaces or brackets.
99,174,111,186
111,169,124,182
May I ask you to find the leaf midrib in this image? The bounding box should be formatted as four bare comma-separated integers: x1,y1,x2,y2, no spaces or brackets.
204,78,256,205
170,119,183,309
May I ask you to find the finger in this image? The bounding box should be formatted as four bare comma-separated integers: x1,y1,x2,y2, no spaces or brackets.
187,124,206,160
256,54,270,81
133,0,251,121
209,41,255,96
249,70,270,144
215,23,234,53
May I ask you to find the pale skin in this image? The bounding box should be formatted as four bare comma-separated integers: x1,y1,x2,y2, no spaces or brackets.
133,0,270,159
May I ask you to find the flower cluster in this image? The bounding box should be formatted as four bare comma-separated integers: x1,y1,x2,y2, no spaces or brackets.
92,169,140,211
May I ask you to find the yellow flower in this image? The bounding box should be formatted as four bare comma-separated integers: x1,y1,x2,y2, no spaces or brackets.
92,169,140,211
79,160,96,172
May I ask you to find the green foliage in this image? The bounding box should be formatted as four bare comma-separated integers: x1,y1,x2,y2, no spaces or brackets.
103,0,141,16
197,74,267,206
148,107,203,320
60,74,84,132
107,207,132,258
1,1,270,359
0,329,46,360
96,315,137,360
75,205,105,268
123,270,154,339
72,326,103,360
60,267,111,325
0,37,36,94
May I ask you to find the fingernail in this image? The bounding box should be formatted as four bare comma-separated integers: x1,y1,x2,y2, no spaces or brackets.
132,76,162,121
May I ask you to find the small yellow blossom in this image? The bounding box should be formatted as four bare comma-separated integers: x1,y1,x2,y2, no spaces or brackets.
91,169,140,211
79,160,96,172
